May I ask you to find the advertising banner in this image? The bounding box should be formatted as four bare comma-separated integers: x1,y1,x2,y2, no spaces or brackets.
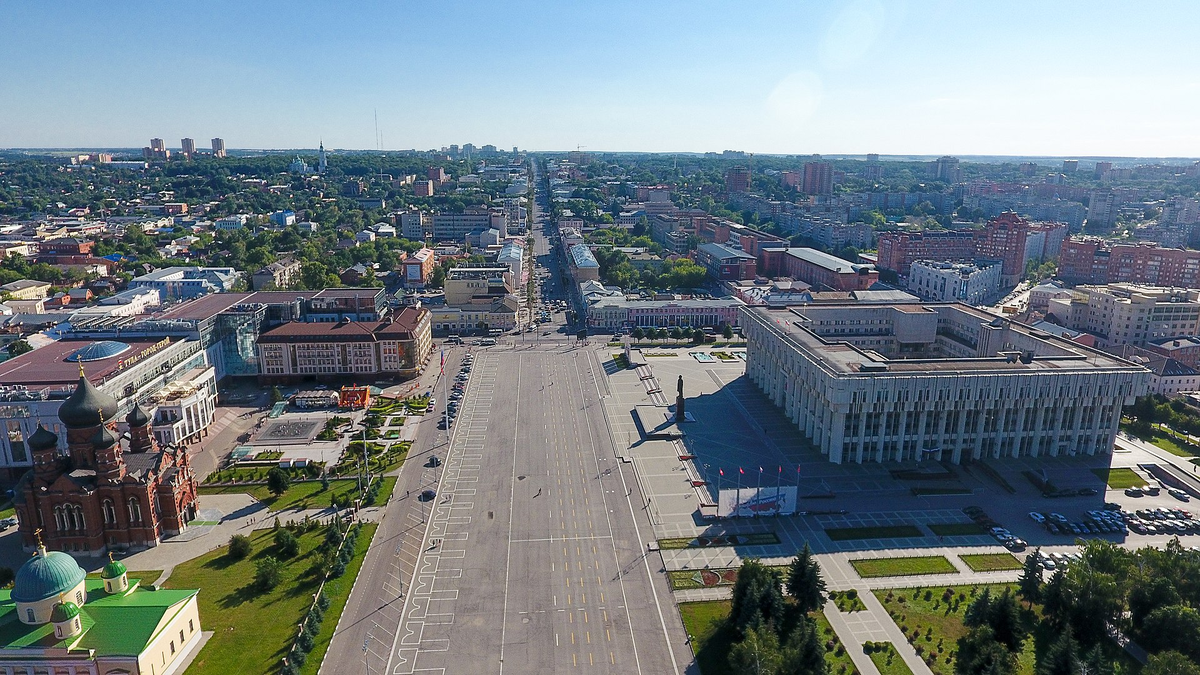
717,486,798,518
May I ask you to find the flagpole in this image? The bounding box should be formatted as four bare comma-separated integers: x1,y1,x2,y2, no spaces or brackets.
776,466,782,516
756,467,762,518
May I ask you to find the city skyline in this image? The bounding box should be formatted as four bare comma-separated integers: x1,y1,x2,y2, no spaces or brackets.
4,1,1200,156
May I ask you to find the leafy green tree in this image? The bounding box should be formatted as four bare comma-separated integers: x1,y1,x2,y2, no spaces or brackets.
254,556,284,590
228,534,252,560
274,528,300,558
1018,549,1043,606
669,327,682,343
1130,576,1183,630
1141,605,1200,661
785,544,827,615
270,386,284,403
779,617,828,675
722,324,734,340
729,559,785,635
267,468,291,497
1145,651,1200,675
1037,626,1080,675
727,624,782,675
631,327,645,343
955,626,1017,675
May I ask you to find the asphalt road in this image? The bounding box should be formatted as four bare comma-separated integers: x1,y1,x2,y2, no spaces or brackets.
324,163,692,675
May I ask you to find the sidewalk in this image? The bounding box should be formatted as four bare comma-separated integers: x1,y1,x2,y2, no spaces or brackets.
858,589,936,675
821,599,881,675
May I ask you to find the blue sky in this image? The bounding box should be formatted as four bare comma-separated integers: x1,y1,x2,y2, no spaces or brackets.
3,0,1199,156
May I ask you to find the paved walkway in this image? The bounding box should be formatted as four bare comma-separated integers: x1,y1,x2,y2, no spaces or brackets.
857,589,935,675
821,599,881,675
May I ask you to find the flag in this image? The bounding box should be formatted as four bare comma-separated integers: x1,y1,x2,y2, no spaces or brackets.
778,466,782,474
719,468,724,476
739,467,744,475
759,466,763,474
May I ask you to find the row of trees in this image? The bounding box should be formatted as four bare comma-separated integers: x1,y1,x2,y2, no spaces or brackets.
629,325,734,343
1126,394,1200,437
724,546,831,674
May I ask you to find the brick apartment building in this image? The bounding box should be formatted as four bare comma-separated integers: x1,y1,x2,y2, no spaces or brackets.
877,212,1045,284
1058,239,1200,288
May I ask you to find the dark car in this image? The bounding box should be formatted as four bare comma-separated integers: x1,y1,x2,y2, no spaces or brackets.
1078,487,1099,496
419,489,437,502
426,456,442,468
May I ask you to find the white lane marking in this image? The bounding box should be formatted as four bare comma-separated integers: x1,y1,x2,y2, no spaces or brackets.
498,355,522,675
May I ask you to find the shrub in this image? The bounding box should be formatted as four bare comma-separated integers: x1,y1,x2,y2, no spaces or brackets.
0,566,16,588
254,556,283,590
228,535,252,560
297,630,314,652
275,529,300,558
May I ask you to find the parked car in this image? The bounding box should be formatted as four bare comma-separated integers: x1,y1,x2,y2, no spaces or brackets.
1125,487,1144,497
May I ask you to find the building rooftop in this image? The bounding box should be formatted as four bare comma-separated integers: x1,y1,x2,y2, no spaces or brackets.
747,303,1140,376
784,248,874,274
698,242,756,261
257,308,427,343
0,579,196,657
0,337,179,388
1151,336,1200,350
569,243,599,269
592,296,745,310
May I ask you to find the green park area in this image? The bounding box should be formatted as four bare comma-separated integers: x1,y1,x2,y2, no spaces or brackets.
851,556,957,578
165,523,376,675
864,642,915,675
831,589,867,612
200,476,395,512
825,525,924,541
959,554,1023,572
1091,467,1148,489
679,600,858,675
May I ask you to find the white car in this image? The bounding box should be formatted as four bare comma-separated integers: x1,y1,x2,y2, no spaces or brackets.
1029,512,1046,523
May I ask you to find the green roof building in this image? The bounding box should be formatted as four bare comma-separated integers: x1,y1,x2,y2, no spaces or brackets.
0,542,203,674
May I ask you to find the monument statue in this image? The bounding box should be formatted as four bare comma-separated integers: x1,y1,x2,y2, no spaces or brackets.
675,375,686,423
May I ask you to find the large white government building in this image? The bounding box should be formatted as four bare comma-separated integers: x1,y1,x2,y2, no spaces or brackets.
741,303,1149,464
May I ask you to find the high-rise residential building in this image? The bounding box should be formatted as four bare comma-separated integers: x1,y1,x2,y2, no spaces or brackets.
781,171,801,188
801,161,833,196
428,166,447,184
866,153,880,162
143,138,169,160
180,138,195,156
742,302,1148,465
1093,161,1113,178
211,138,226,158
1062,159,1079,173
725,166,751,193
413,180,435,197
933,155,961,182
1087,189,1117,230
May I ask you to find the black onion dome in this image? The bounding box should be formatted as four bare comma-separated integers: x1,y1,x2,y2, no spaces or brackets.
58,375,118,429
27,424,58,452
126,402,150,427
92,423,117,450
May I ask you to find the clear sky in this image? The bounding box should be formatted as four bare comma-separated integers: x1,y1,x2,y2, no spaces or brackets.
3,0,1199,156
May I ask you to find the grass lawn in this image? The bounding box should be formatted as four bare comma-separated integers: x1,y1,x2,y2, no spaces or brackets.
868,643,915,675
372,476,397,506
927,523,986,537
0,500,14,520
200,478,363,511
1091,467,1148,489
959,553,1023,572
911,487,972,496
825,525,924,541
851,556,957,578
831,589,867,612
300,524,377,675
679,600,859,675
165,524,377,675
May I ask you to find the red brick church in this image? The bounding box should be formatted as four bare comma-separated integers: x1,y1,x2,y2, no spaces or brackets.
13,371,200,556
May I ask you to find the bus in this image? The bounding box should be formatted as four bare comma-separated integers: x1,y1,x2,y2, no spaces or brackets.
488,328,503,337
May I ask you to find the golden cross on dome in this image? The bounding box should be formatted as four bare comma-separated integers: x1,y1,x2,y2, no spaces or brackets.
33,527,43,547
79,361,86,379
108,551,115,563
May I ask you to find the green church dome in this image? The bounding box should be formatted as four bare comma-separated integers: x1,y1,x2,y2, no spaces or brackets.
12,549,86,604
58,375,118,430
50,600,80,623
101,559,127,580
